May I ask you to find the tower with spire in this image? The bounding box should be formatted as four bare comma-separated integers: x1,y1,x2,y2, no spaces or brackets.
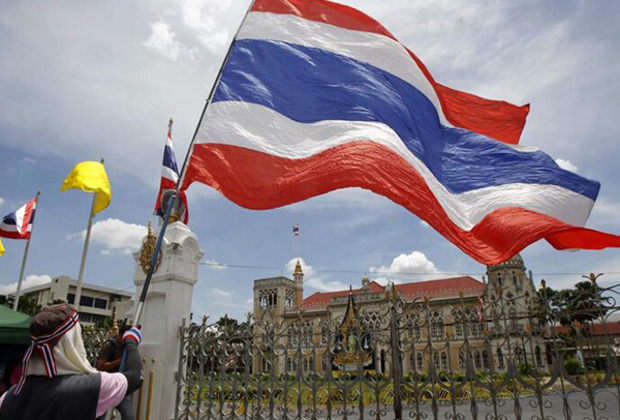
293,260,304,307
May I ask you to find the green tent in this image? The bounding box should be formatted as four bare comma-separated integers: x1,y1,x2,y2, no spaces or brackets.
0,305,32,345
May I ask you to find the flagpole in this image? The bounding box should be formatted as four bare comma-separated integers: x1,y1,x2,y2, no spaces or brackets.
133,0,256,327
74,158,104,312
13,191,41,311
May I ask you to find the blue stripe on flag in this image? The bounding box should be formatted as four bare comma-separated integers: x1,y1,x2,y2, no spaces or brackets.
1,213,17,225
163,145,180,174
212,39,599,201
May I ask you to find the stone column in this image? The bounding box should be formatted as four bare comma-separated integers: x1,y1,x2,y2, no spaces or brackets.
125,221,203,420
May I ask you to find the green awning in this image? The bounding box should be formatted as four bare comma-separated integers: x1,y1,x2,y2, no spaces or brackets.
0,305,32,345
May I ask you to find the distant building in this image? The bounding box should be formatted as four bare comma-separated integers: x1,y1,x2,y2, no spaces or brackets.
252,255,547,376
18,275,132,325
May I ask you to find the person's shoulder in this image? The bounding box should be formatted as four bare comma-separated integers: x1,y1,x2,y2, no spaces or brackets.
55,373,101,394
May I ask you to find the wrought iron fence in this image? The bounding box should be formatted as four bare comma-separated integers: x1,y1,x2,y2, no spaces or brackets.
81,324,109,365
174,275,620,420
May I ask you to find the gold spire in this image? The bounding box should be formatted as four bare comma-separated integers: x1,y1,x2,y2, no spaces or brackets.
293,260,303,276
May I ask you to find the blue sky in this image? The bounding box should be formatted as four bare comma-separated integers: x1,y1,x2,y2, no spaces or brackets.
1,0,620,321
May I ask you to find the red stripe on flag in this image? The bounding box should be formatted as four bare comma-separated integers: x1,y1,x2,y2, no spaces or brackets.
434,84,529,145
250,0,529,144
251,0,395,39
183,142,620,264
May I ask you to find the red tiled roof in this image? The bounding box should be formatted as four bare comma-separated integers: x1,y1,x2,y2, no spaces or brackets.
554,321,620,336
302,276,484,309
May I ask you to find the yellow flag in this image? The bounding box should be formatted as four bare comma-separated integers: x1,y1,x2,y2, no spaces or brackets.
0,238,4,256
61,161,112,214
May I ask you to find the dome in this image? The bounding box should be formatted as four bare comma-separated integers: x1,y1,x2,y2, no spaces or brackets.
487,253,524,271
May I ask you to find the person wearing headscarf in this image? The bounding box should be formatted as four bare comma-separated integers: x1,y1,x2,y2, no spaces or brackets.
0,304,143,420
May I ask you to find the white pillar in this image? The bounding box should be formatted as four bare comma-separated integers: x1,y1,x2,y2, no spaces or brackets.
126,222,203,420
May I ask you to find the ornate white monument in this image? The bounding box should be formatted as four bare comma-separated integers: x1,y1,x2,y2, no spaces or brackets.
126,220,203,420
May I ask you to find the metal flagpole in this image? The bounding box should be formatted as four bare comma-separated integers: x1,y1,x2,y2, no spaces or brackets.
13,191,41,311
74,157,104,312
132,0,257,326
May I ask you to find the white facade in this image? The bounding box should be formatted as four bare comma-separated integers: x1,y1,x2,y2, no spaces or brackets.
18,275,132,325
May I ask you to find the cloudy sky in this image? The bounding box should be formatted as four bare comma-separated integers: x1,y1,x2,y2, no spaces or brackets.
1,0,620,321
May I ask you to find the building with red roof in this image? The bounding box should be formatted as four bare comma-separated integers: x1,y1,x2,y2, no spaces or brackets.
252,254,547,376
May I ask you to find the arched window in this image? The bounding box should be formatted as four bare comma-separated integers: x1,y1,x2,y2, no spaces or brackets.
512,271,518,287
459,350,466,368
285,289,294,307
515,347,523,365
497,274,502,286
474,351,482,369
431,312,444,339
454,310,463,336
320,325,329,345
302,322,313,348
417,353,423,369
433,352,440,369
410,352,416,372
482,350,489,369
287,356,292,372
497,348,504,368
535,346,542,365
441,352,448,370
304,356,309,372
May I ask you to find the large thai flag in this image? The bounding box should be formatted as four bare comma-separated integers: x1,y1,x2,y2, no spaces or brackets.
154,127,189,224
0,197,37,240
181,0,620,264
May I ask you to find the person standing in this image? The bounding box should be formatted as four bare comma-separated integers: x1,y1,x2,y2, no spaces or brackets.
0,304,143,420
96,325,134,420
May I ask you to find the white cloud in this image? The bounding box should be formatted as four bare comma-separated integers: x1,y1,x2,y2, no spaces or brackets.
22,157,36,164
307,277,349,292
370,251,439,282
203,259,227,270
212,288,231,297
178,0,232,53
68,218,147,255
143,21,193,61
0,197,4,208
0,274,52,295
555,158,579,173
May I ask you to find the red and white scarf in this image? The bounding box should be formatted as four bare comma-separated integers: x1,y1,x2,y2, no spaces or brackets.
14,310,80,394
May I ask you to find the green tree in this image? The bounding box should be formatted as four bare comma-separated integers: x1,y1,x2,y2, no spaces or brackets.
537,280,607,327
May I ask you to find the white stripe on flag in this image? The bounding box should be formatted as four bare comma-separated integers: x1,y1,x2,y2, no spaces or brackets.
198,101,593,231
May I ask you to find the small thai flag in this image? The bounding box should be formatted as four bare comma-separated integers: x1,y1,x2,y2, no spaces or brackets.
154,121,189,224
292,224,300,236
0,197,37,240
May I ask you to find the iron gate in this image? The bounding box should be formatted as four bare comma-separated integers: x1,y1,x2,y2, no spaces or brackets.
174,276,620,420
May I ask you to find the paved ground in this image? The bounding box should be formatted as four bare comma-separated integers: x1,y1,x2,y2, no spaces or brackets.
358,390,620,420
186,388,620,419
